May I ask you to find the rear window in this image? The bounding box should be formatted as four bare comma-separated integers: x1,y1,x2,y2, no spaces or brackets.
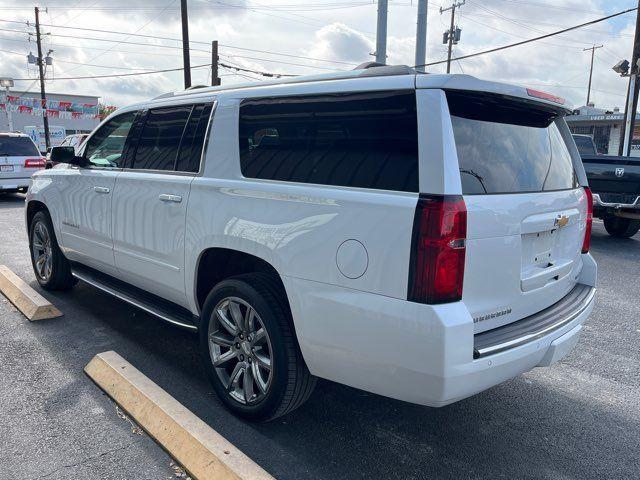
0,136,40,156
239,91,419,192
447,91,578,194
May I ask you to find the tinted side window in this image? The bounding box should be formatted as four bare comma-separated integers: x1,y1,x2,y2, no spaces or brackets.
545,124,578,191
131,105,191,171
573,136,595,155
175,103,212,173
84,111,135,168
239,91,419,192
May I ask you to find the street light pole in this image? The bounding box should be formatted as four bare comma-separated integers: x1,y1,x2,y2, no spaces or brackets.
414,0,428,72
375,0,388,64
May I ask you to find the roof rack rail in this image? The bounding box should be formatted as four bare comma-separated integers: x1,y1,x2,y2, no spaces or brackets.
161,64,418,100
354,61,386,70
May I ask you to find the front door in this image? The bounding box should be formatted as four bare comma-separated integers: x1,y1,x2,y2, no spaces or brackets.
59,111,136,276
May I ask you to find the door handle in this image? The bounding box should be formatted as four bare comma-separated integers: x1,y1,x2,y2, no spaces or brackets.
94,186,110,194
159,194,182,203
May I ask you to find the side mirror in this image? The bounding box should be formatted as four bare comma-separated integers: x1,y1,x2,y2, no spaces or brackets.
49,146,86,166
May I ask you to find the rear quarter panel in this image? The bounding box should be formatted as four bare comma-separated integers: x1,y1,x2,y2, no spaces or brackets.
184,81,421,315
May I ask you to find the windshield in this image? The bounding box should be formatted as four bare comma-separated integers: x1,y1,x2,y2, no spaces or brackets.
447,91,578,195
0,136,40,156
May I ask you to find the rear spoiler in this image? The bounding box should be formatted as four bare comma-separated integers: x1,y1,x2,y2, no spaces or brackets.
416,74,572,113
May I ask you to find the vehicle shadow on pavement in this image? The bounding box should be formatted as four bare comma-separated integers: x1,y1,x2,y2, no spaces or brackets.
23,275,638,480
0,193,25,208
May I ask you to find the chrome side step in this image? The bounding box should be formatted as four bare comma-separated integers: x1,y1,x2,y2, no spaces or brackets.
71,264,198,332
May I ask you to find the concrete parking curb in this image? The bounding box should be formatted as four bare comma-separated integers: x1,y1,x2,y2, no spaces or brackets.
84,351,275,480
0,265,62,321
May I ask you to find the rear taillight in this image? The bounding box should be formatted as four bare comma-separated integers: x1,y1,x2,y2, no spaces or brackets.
24,158,46,169
582,187,593,254
408,194,467,304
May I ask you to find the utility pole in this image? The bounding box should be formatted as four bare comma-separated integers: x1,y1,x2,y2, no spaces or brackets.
440,0,464,74
375,0,388,64
414,0,428,72
211,40,221,86
583,45,602,106
620,0,640,156
34,7,50,151
180,0,191,89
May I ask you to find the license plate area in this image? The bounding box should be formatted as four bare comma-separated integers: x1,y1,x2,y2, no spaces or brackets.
0,165,14,172
520,210,580,292
522,229,556,267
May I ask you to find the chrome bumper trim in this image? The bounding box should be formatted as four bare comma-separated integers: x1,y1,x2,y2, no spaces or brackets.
473,284,596,359
593,193,640,209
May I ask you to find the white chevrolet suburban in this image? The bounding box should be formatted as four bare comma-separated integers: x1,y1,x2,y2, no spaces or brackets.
26,65,597,421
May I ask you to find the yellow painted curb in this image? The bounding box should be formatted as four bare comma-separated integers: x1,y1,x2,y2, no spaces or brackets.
0,265,62,321
84,351,275,480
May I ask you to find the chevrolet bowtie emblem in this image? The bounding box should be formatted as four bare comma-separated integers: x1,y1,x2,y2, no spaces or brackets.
554,215,569,228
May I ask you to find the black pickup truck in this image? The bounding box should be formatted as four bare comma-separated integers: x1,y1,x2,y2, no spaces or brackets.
573,134,640,238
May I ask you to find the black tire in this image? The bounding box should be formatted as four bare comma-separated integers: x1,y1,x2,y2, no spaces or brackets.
603,217,640,238
29,210,76,290
200,273,316,422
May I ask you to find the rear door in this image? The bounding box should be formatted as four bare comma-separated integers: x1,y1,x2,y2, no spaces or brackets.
111,102,213,307
0,135,42,186
444,91,589,333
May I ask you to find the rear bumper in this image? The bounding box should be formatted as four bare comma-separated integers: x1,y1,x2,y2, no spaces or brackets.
283,254,596,408
593,192,640,210
473,283,595,359
0,177,30,190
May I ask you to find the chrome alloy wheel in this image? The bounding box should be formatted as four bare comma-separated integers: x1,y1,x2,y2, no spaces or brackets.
208,297,273,405
31,221,53,281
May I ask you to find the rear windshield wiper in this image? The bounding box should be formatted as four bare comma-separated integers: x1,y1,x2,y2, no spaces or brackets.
460,169,488,194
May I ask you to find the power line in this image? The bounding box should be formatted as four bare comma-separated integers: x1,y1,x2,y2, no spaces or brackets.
0,46,155,70
10,60,297,81
21,21,357,66
416,7,638,68
0,22,350,71
12,63,213,81
59,0,178,77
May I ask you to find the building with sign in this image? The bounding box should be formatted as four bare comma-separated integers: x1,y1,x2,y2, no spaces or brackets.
565,105,640,156
0,90,100,150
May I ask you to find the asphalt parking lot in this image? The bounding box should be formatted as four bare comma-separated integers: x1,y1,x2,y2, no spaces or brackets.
1,192,639,480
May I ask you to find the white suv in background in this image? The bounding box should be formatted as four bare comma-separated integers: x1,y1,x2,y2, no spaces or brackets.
0,133,45,194
26,65,597,421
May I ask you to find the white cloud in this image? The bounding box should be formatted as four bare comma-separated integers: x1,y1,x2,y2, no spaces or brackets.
310,23,373,64
0,0,634,110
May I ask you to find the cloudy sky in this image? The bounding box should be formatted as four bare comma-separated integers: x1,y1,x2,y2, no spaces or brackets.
0,0,636,110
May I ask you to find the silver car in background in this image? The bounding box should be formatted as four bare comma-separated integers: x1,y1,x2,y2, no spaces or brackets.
0,133,46,194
